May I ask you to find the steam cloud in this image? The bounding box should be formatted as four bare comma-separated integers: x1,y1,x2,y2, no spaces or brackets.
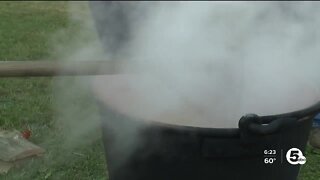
92,2,320,128
51,1,320,175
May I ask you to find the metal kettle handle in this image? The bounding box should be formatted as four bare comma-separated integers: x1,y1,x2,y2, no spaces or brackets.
238,101,320,136
238,114,297,135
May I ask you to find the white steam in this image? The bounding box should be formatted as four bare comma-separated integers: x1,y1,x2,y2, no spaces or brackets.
93,2,320,128
52,1,320,175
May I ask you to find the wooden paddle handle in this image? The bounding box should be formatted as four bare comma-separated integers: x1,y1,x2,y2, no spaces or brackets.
0,61,124,77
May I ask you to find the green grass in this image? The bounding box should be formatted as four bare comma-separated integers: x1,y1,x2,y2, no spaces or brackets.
0,2,106,179
0,1,319,180
299,146,320,180
0,2,68,60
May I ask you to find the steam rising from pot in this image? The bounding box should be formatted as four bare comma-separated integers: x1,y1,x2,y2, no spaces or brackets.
92,2,320,128
51,1,320,174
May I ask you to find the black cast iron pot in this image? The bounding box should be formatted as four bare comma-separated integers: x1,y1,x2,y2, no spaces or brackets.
89,2,320,179
96,100,320,180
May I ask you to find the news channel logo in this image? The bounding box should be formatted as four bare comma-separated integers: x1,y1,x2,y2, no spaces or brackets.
263,148,307,165
284,114,320,165
263,114,320,165
286,148,306,165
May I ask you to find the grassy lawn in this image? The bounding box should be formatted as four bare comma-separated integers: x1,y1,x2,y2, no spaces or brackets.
0,1,319,180
0,2,106,180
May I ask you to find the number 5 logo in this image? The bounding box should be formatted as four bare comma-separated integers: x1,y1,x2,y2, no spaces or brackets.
286,148,306,165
